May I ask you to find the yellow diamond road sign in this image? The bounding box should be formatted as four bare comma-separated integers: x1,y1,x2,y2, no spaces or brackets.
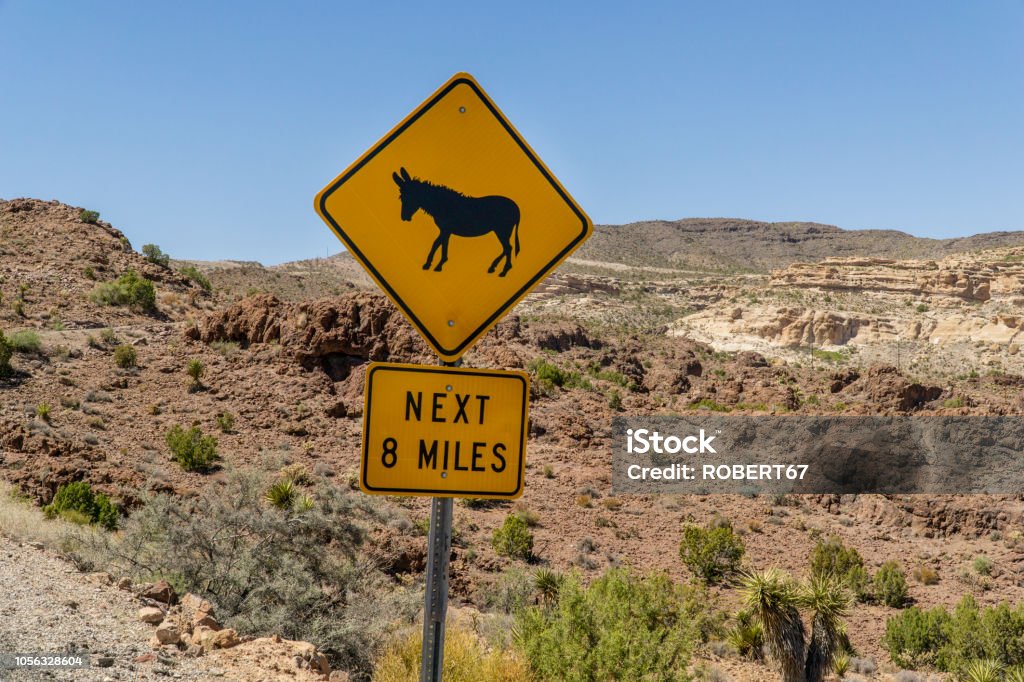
315,73,593,361
361,362,529,499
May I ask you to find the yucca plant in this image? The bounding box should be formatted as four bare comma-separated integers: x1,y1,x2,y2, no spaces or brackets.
962,659,1002,682
739,569,806,682
832,652,850,679
727,608,765,660
534,569,563,606
1004,665,1024,682
802,573,852,682
265,479,296,510
294,493,315,513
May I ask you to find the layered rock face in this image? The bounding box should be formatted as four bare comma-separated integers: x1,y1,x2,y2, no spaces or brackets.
675,249,1024,356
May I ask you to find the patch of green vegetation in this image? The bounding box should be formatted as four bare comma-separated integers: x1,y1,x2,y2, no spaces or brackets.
916,303,930,313
492,514,534,560
884,595,1024,672
943,396,965,408
142,243,170,267
585,362,636,390
607,389,622,411
216,411,235,433
515,568,717,681
689,398,731,412
165,425,219,472
874,561,909,608
8,329,41,353
43,481,118,530
679,518,745,584
186,358,205,387
811,348,847,363
179,265,212,292
114,344,137,369
0,332,15,377
527,358,591,393
89,270,157,312
79,209,100,224
810,536,872,603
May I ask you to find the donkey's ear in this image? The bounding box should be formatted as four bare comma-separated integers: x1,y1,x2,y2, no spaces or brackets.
392,171,404,187
400,167,411,182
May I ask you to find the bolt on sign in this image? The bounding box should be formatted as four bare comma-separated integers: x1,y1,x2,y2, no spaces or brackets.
314,72,593,361
361,363,529,499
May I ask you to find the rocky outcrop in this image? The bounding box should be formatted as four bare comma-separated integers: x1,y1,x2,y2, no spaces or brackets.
186,292,432,377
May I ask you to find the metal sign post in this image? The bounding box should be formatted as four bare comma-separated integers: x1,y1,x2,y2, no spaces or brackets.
420,357,458,682
419,495,453,682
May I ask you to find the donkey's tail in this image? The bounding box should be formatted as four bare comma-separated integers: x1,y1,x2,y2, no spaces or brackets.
514,220,520,257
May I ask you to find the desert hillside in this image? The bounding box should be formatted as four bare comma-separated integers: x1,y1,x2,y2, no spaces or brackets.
573,218,1024,273
2,197,1024,681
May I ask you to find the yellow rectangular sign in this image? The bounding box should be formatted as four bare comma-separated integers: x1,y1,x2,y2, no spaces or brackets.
361,362,529,499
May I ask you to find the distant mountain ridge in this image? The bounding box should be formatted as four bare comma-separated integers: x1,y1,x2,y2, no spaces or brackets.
574,218,1024,273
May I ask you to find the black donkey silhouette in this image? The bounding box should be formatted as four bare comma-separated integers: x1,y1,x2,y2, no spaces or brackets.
392,167,520,276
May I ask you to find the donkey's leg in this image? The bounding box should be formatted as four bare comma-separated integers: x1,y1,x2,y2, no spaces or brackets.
433,233,451,271
423,235,443,270
489,228,511,274
497,233,513,277
488,249,506,273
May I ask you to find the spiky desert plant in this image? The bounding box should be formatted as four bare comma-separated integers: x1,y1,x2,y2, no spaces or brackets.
534,568,563,606
832,652,850,679
802,573,851,682
963,659,1002,682
727,608,765,660
739,569,806,682
265,479,296,510
1005,665,1024,682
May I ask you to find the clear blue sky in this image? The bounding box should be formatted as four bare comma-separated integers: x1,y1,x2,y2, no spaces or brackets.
2,1,1022,264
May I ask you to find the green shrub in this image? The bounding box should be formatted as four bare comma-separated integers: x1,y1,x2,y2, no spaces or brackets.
9,329,41,353
35,403,51,422
874,561,908,608
884,596,1024,672
43,481,118,530
607,389,623,411
114,344,137,368
974,556,994,576
492,514,534,560
679,519,745,584
141,243,170,267
810,537,872,602
79,209,100,224
527,358,591,393
165,425,219,472
186,358,204,385
216,411,235,433
90,270,157,312
99,328,118,345
0,332,13,378
515,568,715,681
179,265,212,292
